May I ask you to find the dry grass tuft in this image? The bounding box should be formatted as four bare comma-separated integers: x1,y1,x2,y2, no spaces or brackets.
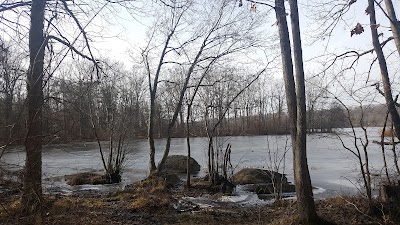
126,175,170,194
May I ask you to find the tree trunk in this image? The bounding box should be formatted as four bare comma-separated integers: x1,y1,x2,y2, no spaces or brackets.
147,30,175,174
381,111,391,184
384,0,400,55
276,0,317,221
288,0,317,221
186,104,191,188
368,0,400,141
157,35,208,173
148,93,157,172
275,0,297,139
21,0,46,216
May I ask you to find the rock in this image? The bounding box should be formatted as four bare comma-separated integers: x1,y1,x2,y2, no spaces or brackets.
233,168,295,195
242,182,295,194
173,199,200,213
233,168,287,185
163,155,201,174
161,172,181,187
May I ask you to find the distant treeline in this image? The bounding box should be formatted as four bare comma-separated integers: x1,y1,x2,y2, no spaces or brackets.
0,56,390,145
0,74,387,145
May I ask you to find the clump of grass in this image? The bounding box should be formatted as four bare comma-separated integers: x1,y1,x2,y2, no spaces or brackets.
127,175,170,195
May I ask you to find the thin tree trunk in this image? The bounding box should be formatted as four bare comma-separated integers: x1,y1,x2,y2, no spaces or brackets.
362,127,372,203
369,0,400,141
186,104,191,188
22,0,46,216
381,111,391,184
157,36,209,173
147,31,174,173
391,122,400,175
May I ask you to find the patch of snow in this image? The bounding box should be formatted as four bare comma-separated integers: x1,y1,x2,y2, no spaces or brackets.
313,186,326,195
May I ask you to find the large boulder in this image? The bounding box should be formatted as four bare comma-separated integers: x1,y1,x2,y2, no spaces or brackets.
163,155,201,174
233,168,294,195
233,168,288,185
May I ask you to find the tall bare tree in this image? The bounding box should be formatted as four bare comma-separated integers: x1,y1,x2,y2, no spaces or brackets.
144,0,265,174
21,0,46,215
275,0,317,221
367,0,400,140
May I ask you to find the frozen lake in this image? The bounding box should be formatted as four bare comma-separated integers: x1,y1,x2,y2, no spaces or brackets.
1,127,398,197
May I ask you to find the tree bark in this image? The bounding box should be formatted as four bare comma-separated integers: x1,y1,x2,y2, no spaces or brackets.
275,0,317,221
22,0,45,216
384,0,400,55
368,0,400,140
147,31,174,173
157,43,204,173
275,0,297,139
288,0,317,221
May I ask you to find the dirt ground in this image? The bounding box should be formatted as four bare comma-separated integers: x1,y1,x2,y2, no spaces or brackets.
1,177,400,225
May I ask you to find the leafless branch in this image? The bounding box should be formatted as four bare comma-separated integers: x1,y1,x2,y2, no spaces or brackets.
0,1,31,12
60,0,103,79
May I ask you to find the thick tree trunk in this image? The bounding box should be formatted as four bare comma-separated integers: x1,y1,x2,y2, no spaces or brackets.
384,0,400,55
22,0,45,216
368,0,400,141
275,0,297,139
288,0,317,221
275,0,317,221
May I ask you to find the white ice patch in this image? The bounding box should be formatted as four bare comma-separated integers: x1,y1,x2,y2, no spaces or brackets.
218,193,271,206
313,186,326,195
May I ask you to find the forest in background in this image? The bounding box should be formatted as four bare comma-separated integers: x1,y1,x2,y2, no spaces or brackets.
0,54,388,145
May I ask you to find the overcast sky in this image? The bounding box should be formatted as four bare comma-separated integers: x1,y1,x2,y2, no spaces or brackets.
1,0,399,104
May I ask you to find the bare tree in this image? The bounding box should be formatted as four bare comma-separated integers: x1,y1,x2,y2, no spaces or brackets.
275,0,317,221
143,0,266,175
367,0,400,141
333,94,375,208
21,0,46,216
0,0,105,216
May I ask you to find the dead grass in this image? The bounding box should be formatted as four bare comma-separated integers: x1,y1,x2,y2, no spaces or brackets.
2,178,400,225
